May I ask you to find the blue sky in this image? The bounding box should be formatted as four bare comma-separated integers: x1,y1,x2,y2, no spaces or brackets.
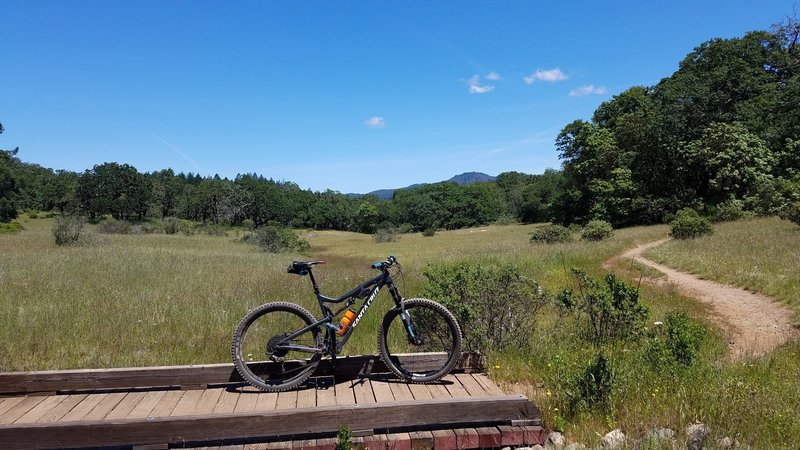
1,1,795,193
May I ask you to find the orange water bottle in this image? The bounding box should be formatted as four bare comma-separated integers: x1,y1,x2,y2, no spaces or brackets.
336,308,356,336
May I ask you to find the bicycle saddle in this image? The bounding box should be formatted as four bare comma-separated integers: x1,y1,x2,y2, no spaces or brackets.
287,260,326,275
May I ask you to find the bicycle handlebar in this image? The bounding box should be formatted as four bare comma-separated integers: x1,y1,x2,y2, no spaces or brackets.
371,255,398,270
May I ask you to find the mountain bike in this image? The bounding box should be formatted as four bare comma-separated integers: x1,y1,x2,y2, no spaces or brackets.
231,255,462,392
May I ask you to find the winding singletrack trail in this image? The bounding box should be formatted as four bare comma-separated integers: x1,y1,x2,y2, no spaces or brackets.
608,239,798,360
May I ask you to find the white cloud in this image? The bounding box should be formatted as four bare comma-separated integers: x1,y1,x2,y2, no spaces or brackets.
568,84,608,97
485,71,501,81
523,67,567,84
466,74,495,94
365,116,385,128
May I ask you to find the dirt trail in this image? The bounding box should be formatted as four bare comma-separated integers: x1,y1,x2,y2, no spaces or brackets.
608,239,798,360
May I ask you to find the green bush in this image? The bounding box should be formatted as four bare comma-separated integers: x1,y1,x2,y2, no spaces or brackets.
670,208,713,239
566,352,614,416
0,221,24,233
529,224,572,244
779,201,800,226
557,269,648,343
200,224,227,237
242,219,255,231
645,312,707,368
163,217,180,234
581,220,614,241
253,226,310,253
422,228,436,237
422,261,546,353
52,215,85,246
96,218,132,234
713,198,747,222
374,227,400,243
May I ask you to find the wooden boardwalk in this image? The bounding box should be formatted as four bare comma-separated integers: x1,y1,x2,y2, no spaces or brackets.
0,354,543,449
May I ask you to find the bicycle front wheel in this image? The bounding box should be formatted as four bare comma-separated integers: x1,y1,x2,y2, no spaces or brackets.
231,302,323,392
378,298,462,382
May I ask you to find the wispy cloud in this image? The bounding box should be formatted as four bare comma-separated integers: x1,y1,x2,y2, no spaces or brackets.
523,67,567,84
365,116,386,128
485,71,502,81
569,84,607,96
466,74,495,94
147,131,205,173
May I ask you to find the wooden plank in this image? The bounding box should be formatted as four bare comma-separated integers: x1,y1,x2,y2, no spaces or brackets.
424,382,451,400
498,424,524,446
314,437,337,450
334,380,355,406
233,390,260,413
148,390,183,417
408,428,434,450
472,373,506,396
36,394,87,423
522,425,546,445
351,379,375,405
192,388,224,415
274,390,297,410
0,395,537,448
406,383,432,401
0,397,45,424
384,432,411,450
387,382,414,402
476,426,502,448
316,384,336,407
295,387,316,409
0,353,484,395
453,373,488,397
453,427,479,450
255,391,279,411
59,393,108,422
105,391,146,420
83,392,127,420
13,395,65,424
370,379,395,403
441,374,470,398
429,428,457,449
212,389,239,414
169,389,205,416
126,391,166,419
0,398,24,417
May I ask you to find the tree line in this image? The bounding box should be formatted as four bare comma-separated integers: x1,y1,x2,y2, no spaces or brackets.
1,17,798,231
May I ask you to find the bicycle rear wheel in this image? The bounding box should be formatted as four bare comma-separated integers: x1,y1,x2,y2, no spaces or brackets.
231,302,323,392
378,298,462,382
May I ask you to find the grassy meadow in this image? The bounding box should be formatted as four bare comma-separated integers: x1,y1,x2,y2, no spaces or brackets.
1,215,799,446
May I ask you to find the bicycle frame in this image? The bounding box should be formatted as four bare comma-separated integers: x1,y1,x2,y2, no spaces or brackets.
275,267,407,358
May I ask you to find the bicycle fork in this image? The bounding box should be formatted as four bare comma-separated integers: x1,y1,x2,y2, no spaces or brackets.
389,283,422,346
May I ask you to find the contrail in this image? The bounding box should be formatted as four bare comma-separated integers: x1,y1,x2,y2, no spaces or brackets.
147,130,206,173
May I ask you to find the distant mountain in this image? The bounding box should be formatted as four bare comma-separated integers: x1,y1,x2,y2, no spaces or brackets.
361,171,496,200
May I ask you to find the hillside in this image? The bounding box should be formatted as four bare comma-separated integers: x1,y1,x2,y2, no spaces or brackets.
364,171,496,200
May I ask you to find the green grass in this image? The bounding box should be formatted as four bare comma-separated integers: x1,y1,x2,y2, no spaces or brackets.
2,217,799,446
647,216,800,312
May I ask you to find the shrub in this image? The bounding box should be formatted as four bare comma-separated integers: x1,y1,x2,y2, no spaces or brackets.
253,226,310,253
374,227,400,243
52,215,85,246
645,312,707,368
422,228,436,237
566,352,614,416
200,224,227,237
713,198,747,222
422,261,546,352
670,208,713,239
96,218,132,234
529,224,572,244
557,269,648,343
28,212,39,219
242,219,255,231
492,214,517,226
581,220,614,241
779,201,800,226
163,217,180,234
0,222,24,233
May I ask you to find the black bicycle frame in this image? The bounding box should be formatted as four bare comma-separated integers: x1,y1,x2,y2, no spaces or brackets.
276,267,406,358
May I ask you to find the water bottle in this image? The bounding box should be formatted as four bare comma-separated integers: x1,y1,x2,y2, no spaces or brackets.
336,308,357,336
